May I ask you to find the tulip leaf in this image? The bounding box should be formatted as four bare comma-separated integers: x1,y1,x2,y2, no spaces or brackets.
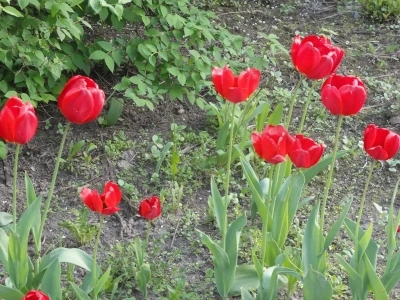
362,254,388,300
261,266,300,300
303,267,332,300
272,173,305,248
241,287,255,300
382,251,400,293
386,178,400,262
243,101,270,125
25,172,41,249
0,212,12,227
216,120,230,150
210,176,227,235
320,195,353,256
16,195,41,248
94,266,111,296
230,265,259,296
154,141,173,174
264,233,280,267
267,102,283,126
302,202,325,275
0,228,9,272
256,102,271,132
104,97,124,126
0,285,24,300
303,150,348,185
8,230,28,289
70,282,92,300
238,152,267,223
41,259,62,300
198,230,230,297
40,248,93,272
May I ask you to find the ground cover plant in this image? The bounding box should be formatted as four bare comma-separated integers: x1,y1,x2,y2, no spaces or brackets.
0,0,400,299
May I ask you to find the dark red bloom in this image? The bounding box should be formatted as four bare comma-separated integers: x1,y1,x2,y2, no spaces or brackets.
251,125,295,164
291,35,344,80
288,134,325,168
0,97,38,144
81,181,122,215
321,74,367,116
22,290,50,300
58,75,105,124
139,196,161,220
212,66,261,103
363,124,400,161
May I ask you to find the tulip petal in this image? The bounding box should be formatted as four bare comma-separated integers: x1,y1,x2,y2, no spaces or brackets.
59,89,95,124
321,85,343,115
290,149,310,168
339,85,366,115
295,42,321,75
102,207,120,215
363,124,377,151
367,146,387,160
15,109,38,144
306,55,333,79
104,181,122,208
81,188,103,212
0,106,16,142
85,88,105,123
384,132,400,159
211,67,225,97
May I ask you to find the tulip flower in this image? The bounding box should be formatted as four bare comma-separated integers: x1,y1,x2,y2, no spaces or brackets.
251,125,295,164
139,196,162,220
22,290,50,300
288,134,325,168
321,74,367,116
211,66,261,103
81,181,122,215
291,35,344,80
363,124,400,161
0,97,38,144
58,75,105,124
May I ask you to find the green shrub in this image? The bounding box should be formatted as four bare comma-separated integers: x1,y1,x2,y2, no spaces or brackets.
358,0,400,21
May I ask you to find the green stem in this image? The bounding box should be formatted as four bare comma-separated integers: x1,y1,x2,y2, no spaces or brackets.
319,115,343,231
145,220,151,250
222,103,236,250
354,160,375,261
298,80,319,133
38,122,71,253
92,214,104,300
12,144,21,231
285,75,304,128
265,165,275,230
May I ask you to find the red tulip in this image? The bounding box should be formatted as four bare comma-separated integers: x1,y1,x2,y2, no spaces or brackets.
22,290,50,300
0,97,38,145
288,134,324,168
58,75,105,124
291,35,344,80
251,125,295,164
212,66,261,103
397,225,400,233
81,181,122,215
363,124,400,161
321,74,367,116
139,196,161,220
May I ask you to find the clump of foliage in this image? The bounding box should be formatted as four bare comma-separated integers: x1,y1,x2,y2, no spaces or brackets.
358,0,400,21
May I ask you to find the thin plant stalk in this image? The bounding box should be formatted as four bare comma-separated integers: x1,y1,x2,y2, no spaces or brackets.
285,75,304,128
354,160,375,260
145,220,151,250
92,214,105,300
12,144,21,231
298,80,319,133
222,103,236,250
319,115,343,230
37,122,71,255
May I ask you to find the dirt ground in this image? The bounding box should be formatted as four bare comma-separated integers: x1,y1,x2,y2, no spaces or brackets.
1,0,400,299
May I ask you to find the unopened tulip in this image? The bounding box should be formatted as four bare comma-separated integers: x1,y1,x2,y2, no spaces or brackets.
139,196,162,220
364,124,400,161
291,35,344,80
321,74,367,116
58,75,105,124
288,134,325,168
212,66,261,103
81,181,122,215
251,125,294,164
22,290,50,300
0,97,38,144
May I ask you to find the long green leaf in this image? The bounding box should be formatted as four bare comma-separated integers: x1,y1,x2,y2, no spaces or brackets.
0,228,9,272
362,254,388,300
0,285,24,300
210,176,226,235
267,103,283,125
94,266,111,296
25,172,41,249
155,142,173,174
0,212,12,227
41,259,62,300
225,215,246,295
105,97,124,126
241,287,255,300
381,251,400,293
16,196,41,248
336,254,364,299
198,230,230,298
230,265,258,297
265,267,301,300
238,153,267,222
70,282,91,300
8,230,28,289
303,267,332,300
302,202,324,274
321,196,353,255
40,248,93,272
